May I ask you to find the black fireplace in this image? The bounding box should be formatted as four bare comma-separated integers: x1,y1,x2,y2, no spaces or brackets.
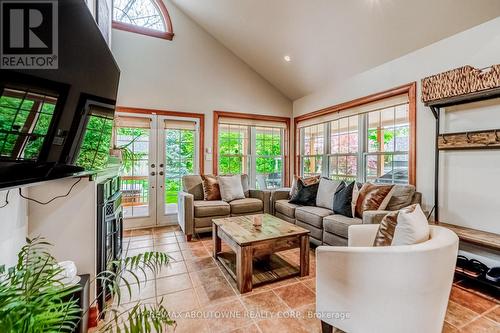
96,176,122,312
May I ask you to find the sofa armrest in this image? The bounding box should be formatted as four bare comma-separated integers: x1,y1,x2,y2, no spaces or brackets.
178,191,194,237
269,188,291,215
249,189,271,213
362,210,391,224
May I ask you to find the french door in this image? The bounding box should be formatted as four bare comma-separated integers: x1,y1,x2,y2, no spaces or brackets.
115,113,200,229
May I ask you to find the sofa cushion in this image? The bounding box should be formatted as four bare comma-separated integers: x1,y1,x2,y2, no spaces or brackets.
323,214,362,238
229,198,263,214
386,185,416,211
182,175,204,200
275,199,300,218
240,174,250,197
295,206,333,229
193,200,230,218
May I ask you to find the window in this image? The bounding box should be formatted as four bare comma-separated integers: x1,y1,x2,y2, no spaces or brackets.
215,112,290,189
112,0,174,40
296,84,416,185
75,112,114,170
0,88,58,161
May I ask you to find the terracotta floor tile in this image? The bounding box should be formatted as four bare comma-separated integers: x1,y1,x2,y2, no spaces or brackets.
301,277,316,292
195,280,238,306
449,286,497,315
156,273,193,296
455,280,500,303
166,314,210,333
154,237,178,245
295,303,322,333
153,225,180,233
157,261,188,278
445,300,480,328
125,239,155,249
118,280,156,303
228,322,261,333
123,234,152,241
153,232,177,239
158,288,199,313
154,243,181,252
186,256,217,272
176,235,187,243
442,321,460,333
182,247,210,260
461,316,499,332
129,228,153,237
241,289,289,316
486,306,500,323
189,267,228,286
202,299,252,332
166,251,184,262
257,317,310,333
274,282,316,309
121,247,154,258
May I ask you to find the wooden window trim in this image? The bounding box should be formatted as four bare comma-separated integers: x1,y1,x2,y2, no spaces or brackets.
116,106,204,173
294,82,417,186
213,111,291,187
112,0,174,41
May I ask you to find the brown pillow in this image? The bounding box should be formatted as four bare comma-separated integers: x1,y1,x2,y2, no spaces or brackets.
201,175,221,200
290,175,320,198
373,204,418,246
355,183,394,218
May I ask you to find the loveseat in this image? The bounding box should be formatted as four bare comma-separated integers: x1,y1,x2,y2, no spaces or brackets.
178,174,270,240
271,184,422,246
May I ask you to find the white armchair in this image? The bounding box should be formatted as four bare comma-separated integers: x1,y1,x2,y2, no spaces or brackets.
316,224,459,333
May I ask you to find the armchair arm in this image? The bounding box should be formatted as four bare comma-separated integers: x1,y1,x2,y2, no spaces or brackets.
348,224,379,247
362,210,390,224
269,188,291,215
178,191,194,237
249,189,271,213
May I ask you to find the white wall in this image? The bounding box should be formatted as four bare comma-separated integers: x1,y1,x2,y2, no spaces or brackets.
111,0,292,174
0,190,28,268
294,17,500,234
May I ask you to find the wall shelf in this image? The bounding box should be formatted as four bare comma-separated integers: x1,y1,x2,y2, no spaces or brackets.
438,129,500,150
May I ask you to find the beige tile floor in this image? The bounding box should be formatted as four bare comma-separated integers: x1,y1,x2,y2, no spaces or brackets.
111,226,500,333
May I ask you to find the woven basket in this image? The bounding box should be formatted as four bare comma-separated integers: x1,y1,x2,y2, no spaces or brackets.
422,65,500,103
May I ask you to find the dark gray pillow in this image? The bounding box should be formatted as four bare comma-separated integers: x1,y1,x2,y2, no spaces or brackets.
289,178,319,206
332,181,355,217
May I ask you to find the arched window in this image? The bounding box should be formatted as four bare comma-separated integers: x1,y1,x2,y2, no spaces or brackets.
112,0,174,40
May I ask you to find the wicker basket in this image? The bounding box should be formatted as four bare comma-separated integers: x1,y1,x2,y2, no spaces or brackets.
422,65,500,103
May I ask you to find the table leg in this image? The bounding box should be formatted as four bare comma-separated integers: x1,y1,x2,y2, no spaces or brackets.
300,235,310,277
212,224,221,258
236,246,253,293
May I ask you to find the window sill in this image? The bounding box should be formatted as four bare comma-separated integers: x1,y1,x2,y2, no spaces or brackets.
112,21,174,41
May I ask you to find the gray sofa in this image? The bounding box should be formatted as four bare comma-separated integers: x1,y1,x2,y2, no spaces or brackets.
178,174,270,240
271,184,422,246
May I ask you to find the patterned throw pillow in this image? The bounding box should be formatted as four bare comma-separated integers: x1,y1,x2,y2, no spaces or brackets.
354,183,395,218
373,204,430,246
201,175,221,201
289,175,320,198
289,178,320,206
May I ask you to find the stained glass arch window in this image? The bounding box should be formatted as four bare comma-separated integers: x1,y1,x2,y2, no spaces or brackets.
112,0,174,40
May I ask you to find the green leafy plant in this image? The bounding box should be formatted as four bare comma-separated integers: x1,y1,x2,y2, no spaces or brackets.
0,237,174,333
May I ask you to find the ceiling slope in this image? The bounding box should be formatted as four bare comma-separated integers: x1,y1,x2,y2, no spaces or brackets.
171,0,500,100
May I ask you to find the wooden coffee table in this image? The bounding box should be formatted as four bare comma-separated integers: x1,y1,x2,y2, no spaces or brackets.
212,214,310,293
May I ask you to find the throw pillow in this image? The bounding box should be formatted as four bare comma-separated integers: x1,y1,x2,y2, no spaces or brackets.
290,175,320,198
351,181,362,217
201,175,221,201
332,181,355,217
218,175,245,202
289,178,319,206
355,183,395,218
373,204,429,246
316,177,342,209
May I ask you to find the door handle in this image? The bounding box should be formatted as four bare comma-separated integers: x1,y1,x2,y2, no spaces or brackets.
151,171,156,176
151,163,155,168
159,171,164,176
159,163,164,168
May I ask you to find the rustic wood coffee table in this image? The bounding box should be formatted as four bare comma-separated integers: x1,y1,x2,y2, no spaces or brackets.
212,214,310,293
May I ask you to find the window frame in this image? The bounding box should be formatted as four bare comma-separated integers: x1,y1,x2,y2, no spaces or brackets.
294,83,417,185
112,0,174,40
213,111,291,187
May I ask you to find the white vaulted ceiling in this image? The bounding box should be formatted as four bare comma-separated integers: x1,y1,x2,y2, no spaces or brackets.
170,0,500,100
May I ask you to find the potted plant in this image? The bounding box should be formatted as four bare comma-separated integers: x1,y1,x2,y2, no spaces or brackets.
0,237,174,332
